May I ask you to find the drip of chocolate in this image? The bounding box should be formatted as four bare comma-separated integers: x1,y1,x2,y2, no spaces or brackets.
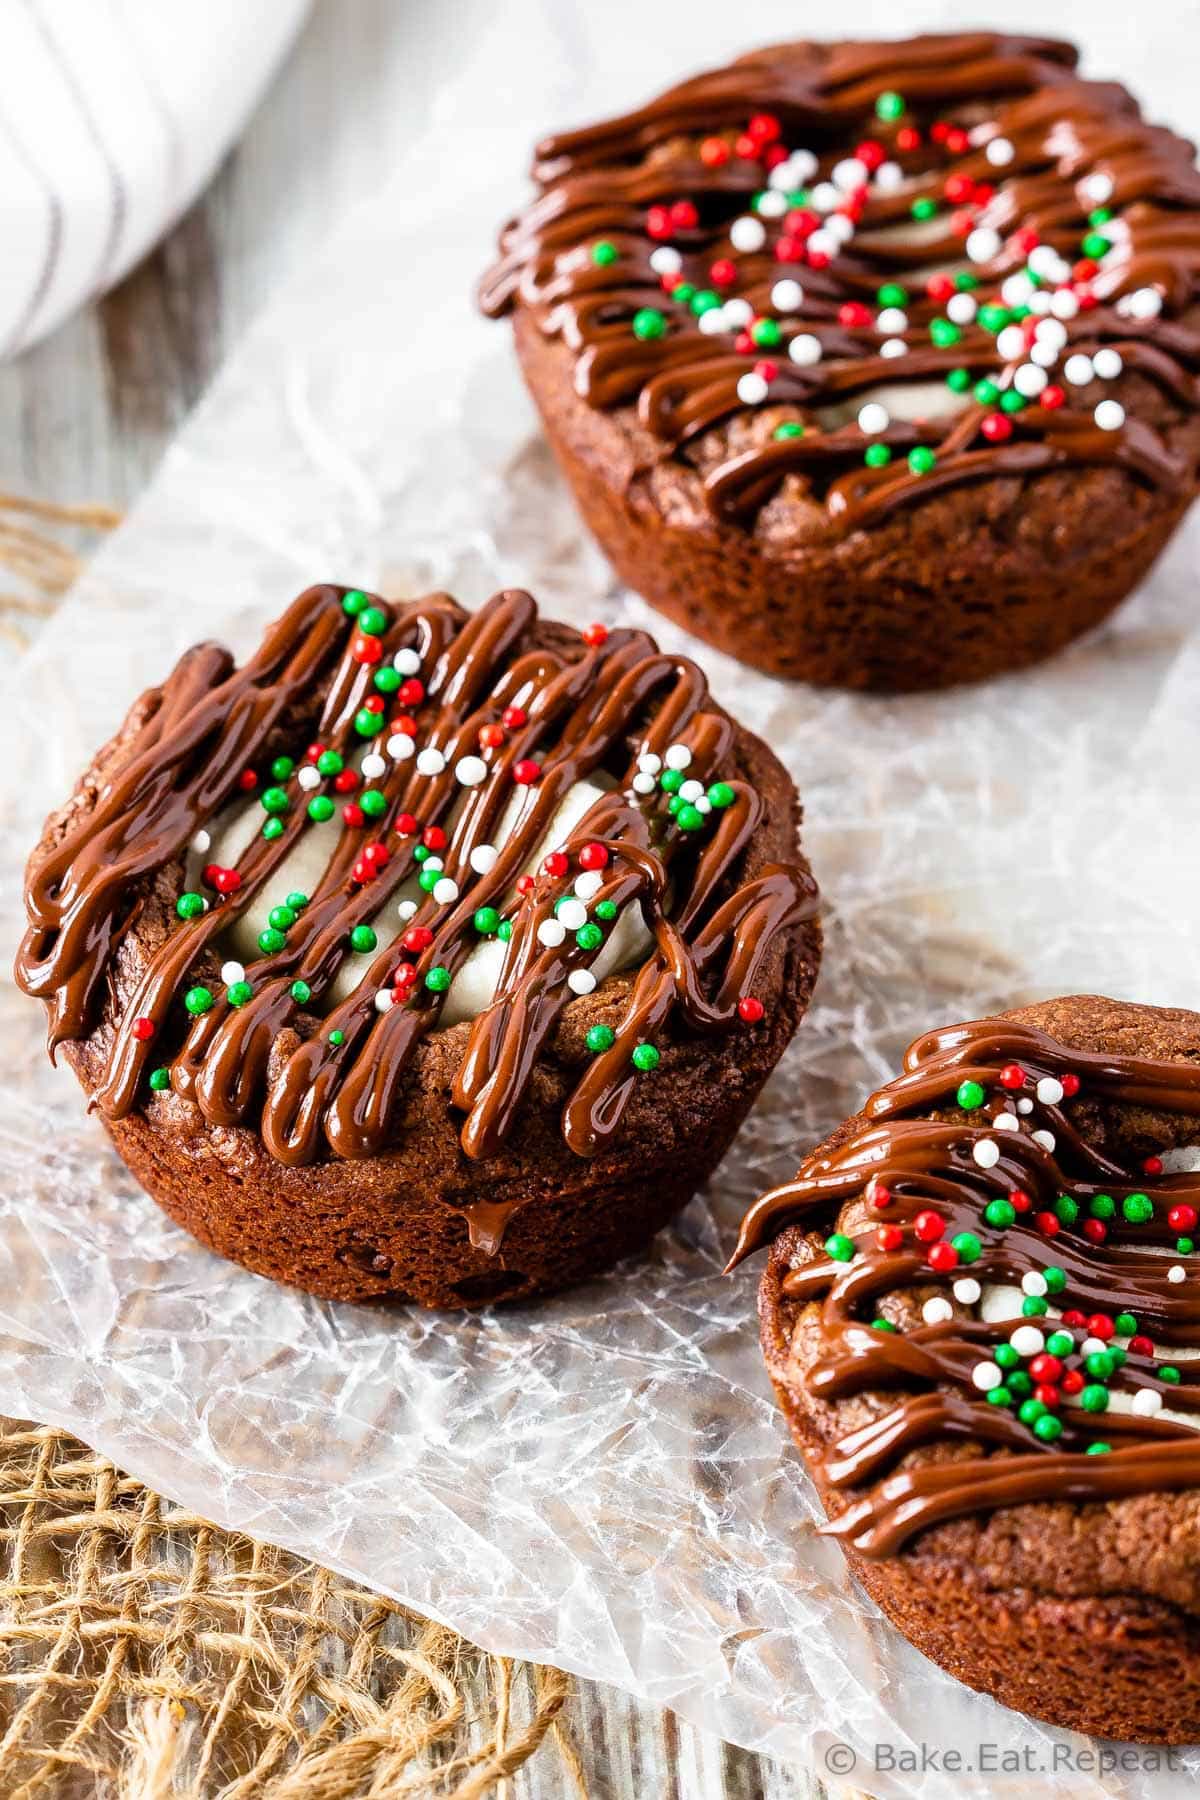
481,33,1200,528
731,1018,1200,1556
17,585,817,1177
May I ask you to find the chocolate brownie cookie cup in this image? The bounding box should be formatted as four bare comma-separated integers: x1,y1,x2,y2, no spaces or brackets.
732,996,1200,1740
17,584,820,1308
482,34,1200,691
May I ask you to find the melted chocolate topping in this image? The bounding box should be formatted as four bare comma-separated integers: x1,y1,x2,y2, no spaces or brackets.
17,585,817,1183
481,33,1200,528
732,1016,1200,1556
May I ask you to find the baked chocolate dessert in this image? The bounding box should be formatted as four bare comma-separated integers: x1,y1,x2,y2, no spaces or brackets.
17,584,820,1307
733,996,1200,1740
482,34,1200,691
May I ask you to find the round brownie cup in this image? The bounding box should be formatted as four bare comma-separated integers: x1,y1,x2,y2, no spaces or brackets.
732,996,1200,1740
17,584,820,1308
481,34,1200,691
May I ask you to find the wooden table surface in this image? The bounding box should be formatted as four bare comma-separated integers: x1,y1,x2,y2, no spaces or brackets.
0,6,839,1794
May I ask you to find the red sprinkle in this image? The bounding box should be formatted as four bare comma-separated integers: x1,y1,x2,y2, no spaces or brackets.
1012,225,1040,255
876,1223,903,1251
1170,1204,1198,1232
914,1209,945,1243
837,301,872,329
516,874,535,897
734,134,758,161
943,172,974,204
1082,1218,1108,1244
479,723,505,749
513,759,541,785
670,200,698,230
1010,1189,1032,1213
542,851,570,879
927,1241,958,1272
980,413,1012,443
869,1182,892,1210
306,743,325,762
579,842,609,871
855,138,885,171
647,205,671,241
737,996,765,1024
1060,1369,1085,1395
1061,1310,1087,1329
394,812,418,837
582,622,609,647
397,678,425,707
422,827,447,852
390,714,417,737
213,868,241,896
1129,1334,1155,1357
1033,1384,1060,1408
1060,1073,1081,1097
1087,1313,1115,1341
363,843,388,866
238,769,258,791
710,258,738,288
999,1063,1025,1090
502,705,527,730
926,273,954,303
132,1017,155,1041
1035,1212,1061,1237
1040,384,1066,410
700,137,730,167
392,963,417,988
895,125,921,152
351,633,382,665
363,694,385,714
1029,1353,1062,1383
1144,1155,1164,1176
334,769,359,793
342,803,365,828
747,112,781,145
402,926,433,953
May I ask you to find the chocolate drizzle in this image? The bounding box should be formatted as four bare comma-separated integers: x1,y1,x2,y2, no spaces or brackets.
732,1017,1200,1556
481,33,1200,528
17,584,817,1179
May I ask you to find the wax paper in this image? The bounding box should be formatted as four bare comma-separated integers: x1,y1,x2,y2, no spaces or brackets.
1,3,1199,1793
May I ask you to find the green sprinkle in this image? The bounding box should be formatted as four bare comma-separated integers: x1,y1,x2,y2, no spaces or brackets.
268,904,297,931
672,283,696,304
360,789,388,818
149,1067,171,1093
1090,1193,1116,1219
262,818,284,841
985,1386,1013,1407
424,966,451,993
329,1029,345,1047
677,803,705,832
632,1042,660,1073
591,239,618,265
930,318,961,348
307,795,335,823
1007,1370,1032,1398
1159,1365,1182,1384
875,90,905,120
1080,1384,1110,1412
594,900,618,922
951,1232,982,1264
977,306,1009,335
946,367,972,393
258,927,287,955
864,442,892,469
985,1198,1016,1228
1045,1330,1074,1357
354,708,380,738
350,924,377,953
994,1343,1020,1370
1088,207,1114,226
690,290,721,317
290,980,312,1004
358,604,387,636
342,589,368,616
1055,1194,1079,1225
271,756,295,781
632,307,667,341
374,666,401,694
183,985,213,1016
957,1079,985,1110
286,891,309,911
1044,1267,1067,1294
261,786,289,815
1081,231,1110,259
497,920,513,942
910,197,938,222
576,922,604,952
872,1318,897,1333
586,1024,616,1054
418,868,440,893
1178,1236,1195,1254
316,750,344,776
413,844,430,863
1109,1345,1127,1367
1084,1351,1115,1379
176,891,206,921
473,906,500,935
707,781,735,808
1086,1442,1112,1455
751,317,781,347
1114,1311,1137,1335
824,1232,856,1262
954,271,979,291
1018,1399,1046,1426
226,980,254,1007
973,378,1001,406
1033,1414,1063,1442
666,795,682,816
877,281,908,308
1122,1192,1154,1224
1021,1295,1048,1317
660,768,684,794
907,445,936,475
999,389,1026,414
773,421,804,440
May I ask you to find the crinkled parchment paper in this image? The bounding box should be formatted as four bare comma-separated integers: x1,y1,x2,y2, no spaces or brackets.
0,4,1198,1793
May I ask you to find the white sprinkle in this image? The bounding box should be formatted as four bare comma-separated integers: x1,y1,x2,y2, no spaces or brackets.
737,373,769,405
994,1111,1020,1132
1095,399,1125,431
469,844,498,875
1027,289,1053,316
455,754,488,787
1030,340,1061,369
387,732,415,761
1050,288,1080,320
756,191,788,219
807,228,839,261
946,293,976,325
1064,353,1094,386
567,968,597,996
771,279,804,312
1000,273,1034,308
1131,1388,1163,1417
556,899,588,931
986,136,1015,167
768,160,797,191
996,324,1027,361
1124,285,1162,319
1036,1077,1065,1105
637,751,662,774
393,648,421,675
1092,347,1123,380
190,829,211,853
396,899,418,922
220,961,245,986
966,226,1002,265
789,333,823,367
973,1139,1001,1169
874,160,903,191
664,743,692,770
422,856,443,874
1017,1097,1034,1115
923,1297,954,1325
953,1278,982,1305
432,877,459,905
1027,245,1063,280
810,181,840,214
679,779,704,802
1022,1271,1048,1297
537,919,566,948
1081,172,1114,204
1168,1264,1188,1284
972,1361,1003,1391
574,871,603,901
824,213,855,246
723,297,753,328
361,753,386,779
1080,1336,1108,1357
698,308,728,336
695,796,712,814
632,772,656,795
649,246,681,275
857,402,890,435
730,215,766,254
1032,1129,1057,1152
790,149,818,183
832,157,869,192
374,988,394,1012
1014,363,1048,398
879,338,908,359
1010,1325,1045,1358
416,748,445,776
1034,317,1068,349
876,306,908,334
